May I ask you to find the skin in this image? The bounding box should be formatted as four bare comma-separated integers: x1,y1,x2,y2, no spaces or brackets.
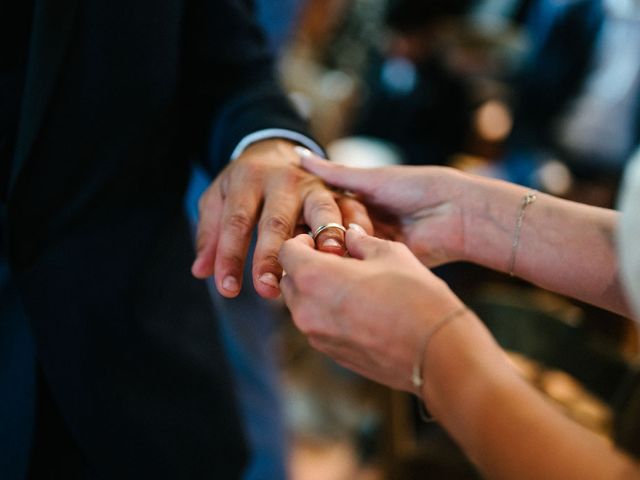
190,139,372,299
279,154,640,479
296,151,633,317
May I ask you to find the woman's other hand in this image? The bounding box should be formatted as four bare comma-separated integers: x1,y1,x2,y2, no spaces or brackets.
297,149,469,267
278,225,463,393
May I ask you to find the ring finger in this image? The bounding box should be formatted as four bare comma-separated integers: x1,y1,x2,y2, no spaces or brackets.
303,187,346,256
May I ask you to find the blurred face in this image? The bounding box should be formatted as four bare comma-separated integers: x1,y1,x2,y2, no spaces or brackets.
618,148,640,320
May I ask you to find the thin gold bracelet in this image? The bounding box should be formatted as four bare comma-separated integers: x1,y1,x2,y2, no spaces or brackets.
508,190,537,277
411,306,469,422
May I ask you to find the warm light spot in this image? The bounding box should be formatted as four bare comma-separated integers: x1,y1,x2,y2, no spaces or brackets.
474,100,513,142
537,160,573,196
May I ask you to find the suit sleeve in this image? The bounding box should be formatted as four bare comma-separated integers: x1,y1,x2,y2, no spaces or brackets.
182,0,320,174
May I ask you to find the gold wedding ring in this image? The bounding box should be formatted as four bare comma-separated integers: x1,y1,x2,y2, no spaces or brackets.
310,222,346,240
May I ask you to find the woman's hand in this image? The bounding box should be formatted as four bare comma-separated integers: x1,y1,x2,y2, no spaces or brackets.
279,225,464,392
297,150,469,267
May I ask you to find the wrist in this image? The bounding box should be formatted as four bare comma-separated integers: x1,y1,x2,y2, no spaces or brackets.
414,167,474,265
461,174,531,272
242,138,298,158
420,309,514,421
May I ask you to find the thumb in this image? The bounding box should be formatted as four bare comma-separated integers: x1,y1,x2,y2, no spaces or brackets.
279,233,320,276
345,223,393,260
294,147,382,198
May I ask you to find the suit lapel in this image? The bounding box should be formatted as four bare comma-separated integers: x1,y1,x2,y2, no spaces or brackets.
9,0,80,195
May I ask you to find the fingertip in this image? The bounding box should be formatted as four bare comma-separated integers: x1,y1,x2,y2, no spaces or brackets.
345,223,367,247
294,145,313,160
255,281,282,299
191,257,212,279
316,235,347,256
348,223,367,235
191,260,202,278
294,145,325,161
293,233,316,248
345,223,381,259
279,234,318,273
217,275,241,298
256,272,282,299
297,148,329,171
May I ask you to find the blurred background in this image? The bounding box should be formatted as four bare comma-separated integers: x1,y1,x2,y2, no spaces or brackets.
227,0,640,478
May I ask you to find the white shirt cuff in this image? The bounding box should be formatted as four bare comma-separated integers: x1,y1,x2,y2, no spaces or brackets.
230,129,326,160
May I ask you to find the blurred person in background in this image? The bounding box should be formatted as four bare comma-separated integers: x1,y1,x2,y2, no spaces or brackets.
279,148,640,478
507,0,640,189
0,0,363,478
352,0,476,166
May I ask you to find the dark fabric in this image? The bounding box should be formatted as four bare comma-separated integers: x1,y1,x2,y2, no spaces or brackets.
18,203,248,479
0,205,36,480
3,0,315,477
0,1,34,200
27,368,90,479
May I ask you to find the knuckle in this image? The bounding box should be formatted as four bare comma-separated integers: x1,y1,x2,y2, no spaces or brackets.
299,320,318,338
281,167,307,186
394,241,411,256
259,253,281,271
308,335,328,352
307,335,320,347
309,198,338,218
225,212,254,236
220,253,244,272
241,160,264,179
290,310,313,335
262,214,293,238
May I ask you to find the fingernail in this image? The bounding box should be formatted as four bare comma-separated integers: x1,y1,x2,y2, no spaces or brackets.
322,238,342,248
222,276,239,293
294,146,312,158
349,223,366,235
258,272,280,289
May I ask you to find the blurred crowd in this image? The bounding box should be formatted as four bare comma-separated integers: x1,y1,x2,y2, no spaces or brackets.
279,0,639,193
260,0,640,478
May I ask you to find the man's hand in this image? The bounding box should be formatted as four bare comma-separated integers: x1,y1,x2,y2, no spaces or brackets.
191,139,372,299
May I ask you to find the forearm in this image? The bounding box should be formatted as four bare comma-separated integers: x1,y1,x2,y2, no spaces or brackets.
460,174,632,317
422,311,640,479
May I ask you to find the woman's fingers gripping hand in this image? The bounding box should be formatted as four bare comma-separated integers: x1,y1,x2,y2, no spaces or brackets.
278,233,339,333
257,152,366,295
295,146,385,201
295,147,469,267
280,225,463,392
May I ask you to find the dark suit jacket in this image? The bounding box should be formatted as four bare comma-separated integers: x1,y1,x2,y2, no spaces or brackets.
4,0,312,478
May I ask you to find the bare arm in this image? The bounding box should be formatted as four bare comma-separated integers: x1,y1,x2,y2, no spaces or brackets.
279,230,640,479
297,152,634,318
462,175,631,317
423,308,639,480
